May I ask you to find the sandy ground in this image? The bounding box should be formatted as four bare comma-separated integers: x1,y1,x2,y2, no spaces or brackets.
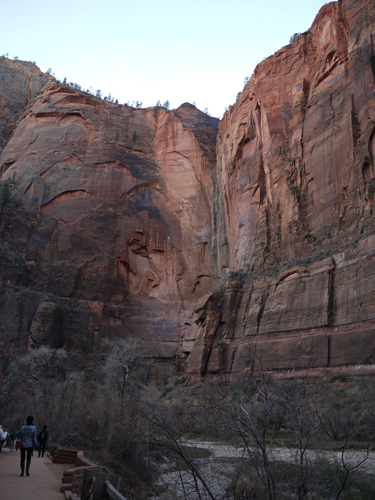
0,446,66,500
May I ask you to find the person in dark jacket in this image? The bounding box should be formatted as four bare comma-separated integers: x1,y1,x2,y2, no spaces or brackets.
38,425,48,457
9,430,18,451
19,416,38,476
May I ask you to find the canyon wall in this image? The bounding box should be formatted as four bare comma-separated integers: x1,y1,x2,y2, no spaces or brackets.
0,78,219,381
189,0,375,379
0,57,51,155
1,0,375,382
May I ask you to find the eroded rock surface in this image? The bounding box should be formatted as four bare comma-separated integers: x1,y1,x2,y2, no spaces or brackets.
0,57,51,155
188,0,375,379
1,0,375,382
0,84,219,380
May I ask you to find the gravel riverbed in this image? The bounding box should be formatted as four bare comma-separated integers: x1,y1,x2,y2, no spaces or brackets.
152,439,375,499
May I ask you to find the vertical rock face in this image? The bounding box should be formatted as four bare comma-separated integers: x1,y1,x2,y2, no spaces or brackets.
0,83,219,378
216,0,375,271
1,0,375,381
0,57,51,155
189,0,375,379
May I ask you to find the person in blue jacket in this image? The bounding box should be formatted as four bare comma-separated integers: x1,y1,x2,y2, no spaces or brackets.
19,416,38,476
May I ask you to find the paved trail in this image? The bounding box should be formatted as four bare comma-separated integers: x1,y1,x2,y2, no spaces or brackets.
0,446,65,500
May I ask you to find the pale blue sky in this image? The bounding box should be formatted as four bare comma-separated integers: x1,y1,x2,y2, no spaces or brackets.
2,0,329,117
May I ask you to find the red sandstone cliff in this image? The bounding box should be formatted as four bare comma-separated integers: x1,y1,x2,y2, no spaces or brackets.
0,83,219,380
188,0,375,379
0,57,51,155
1,0,375,382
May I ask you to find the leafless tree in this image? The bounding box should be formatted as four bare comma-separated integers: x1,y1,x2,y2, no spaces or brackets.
18,347,84,441
101,337,142,403
226,351,280,500
202,349,374,500
0,341,23,417
138,399,220,500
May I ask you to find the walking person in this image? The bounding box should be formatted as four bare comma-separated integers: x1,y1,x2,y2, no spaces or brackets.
38,425,48,457
9,430,18,452
0,424,8,453
19,416,38,476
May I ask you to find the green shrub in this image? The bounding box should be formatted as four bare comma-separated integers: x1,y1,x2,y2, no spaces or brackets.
0,181,11,204
0,175,15,205
289,33,301,44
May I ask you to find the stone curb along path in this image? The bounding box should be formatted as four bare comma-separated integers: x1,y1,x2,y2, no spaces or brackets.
0,446,65,500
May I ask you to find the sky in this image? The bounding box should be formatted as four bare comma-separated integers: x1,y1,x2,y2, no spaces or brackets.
2,0,329,118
